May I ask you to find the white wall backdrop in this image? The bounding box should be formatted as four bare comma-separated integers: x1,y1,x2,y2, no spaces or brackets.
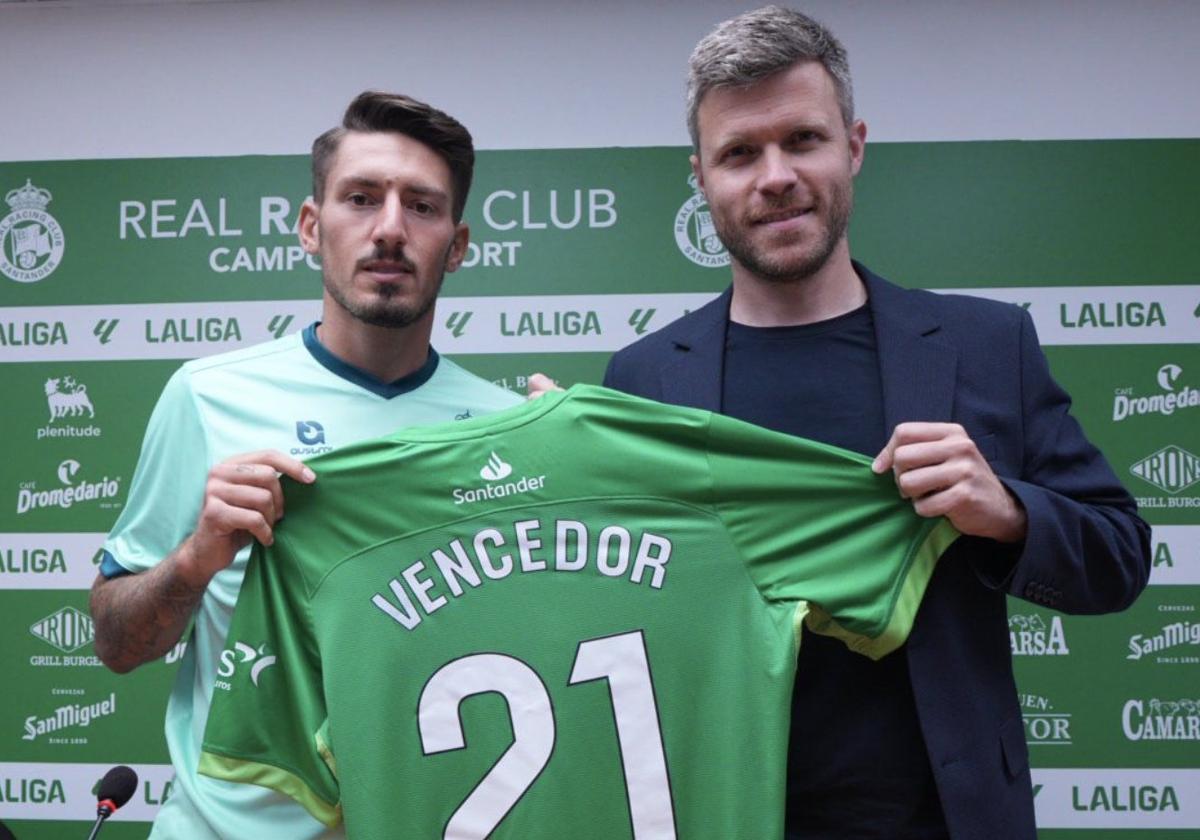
1,0,1198,162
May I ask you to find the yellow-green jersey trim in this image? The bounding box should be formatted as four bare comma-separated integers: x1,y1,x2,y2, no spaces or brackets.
806,518,960,659
198,751,342,828
316,720,338,780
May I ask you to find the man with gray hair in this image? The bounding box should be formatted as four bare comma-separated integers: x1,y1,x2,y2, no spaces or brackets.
604,6,1149,838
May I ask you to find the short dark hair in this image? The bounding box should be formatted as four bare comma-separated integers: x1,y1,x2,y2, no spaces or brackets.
687,6,854,150
311,91,475,222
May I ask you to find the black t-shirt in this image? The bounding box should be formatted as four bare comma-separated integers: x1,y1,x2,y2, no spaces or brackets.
723,304,949,840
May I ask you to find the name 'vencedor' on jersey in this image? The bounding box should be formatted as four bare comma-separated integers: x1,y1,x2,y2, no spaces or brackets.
200,385,958,839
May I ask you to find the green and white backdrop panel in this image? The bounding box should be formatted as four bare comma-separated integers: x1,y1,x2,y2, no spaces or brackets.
1,140,1197,838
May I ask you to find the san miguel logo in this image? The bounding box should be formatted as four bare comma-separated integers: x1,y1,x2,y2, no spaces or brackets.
674,174,729,268
1127,618,1200,663
0,179,65,284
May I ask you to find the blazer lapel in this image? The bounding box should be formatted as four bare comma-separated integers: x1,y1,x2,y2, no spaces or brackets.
659,287,731,412
862,266,958,431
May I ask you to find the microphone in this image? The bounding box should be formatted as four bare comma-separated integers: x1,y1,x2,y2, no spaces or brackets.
86,766,138,840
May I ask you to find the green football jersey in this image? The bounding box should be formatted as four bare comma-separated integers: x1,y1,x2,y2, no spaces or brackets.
200,385,957,839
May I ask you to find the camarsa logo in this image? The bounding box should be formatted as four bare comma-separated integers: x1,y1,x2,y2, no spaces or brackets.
674,174,729,268
1009,613,1069,656
0,179,65,284
1122,698,1200,741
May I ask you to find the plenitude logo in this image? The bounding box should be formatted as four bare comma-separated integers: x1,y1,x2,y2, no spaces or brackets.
37,374,102,441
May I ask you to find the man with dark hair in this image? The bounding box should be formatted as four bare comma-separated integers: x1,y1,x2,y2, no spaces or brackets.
603,6,1150,839
89,90,520,839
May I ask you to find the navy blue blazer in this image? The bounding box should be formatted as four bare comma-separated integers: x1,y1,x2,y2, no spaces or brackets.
603,264,1151,840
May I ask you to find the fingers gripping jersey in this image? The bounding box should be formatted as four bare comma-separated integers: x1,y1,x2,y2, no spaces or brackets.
200,386,958,839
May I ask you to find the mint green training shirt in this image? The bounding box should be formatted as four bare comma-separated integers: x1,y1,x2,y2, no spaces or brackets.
102,324,520,840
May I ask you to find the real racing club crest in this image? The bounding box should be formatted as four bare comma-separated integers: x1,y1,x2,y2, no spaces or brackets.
1,179,66,284
673,174,729,268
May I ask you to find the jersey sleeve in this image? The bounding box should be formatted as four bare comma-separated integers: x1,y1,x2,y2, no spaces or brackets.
100,367,209,576
706,412,959,659
199,536,341,828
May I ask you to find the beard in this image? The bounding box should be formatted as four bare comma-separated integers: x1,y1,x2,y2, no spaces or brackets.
323,241,450,329
712,179,853,284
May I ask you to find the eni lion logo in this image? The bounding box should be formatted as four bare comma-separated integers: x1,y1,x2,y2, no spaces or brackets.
45,376,95,422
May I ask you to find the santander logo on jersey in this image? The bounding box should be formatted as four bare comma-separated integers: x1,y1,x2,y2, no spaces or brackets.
453,452,546,506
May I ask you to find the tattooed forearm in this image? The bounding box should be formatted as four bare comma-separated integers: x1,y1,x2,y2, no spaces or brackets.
89,540,210,673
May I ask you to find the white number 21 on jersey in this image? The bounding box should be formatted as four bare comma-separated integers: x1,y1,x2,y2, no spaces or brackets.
418,629,677,839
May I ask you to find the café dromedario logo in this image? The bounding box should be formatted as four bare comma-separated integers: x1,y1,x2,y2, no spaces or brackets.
674,174,729,268
1,179,65,284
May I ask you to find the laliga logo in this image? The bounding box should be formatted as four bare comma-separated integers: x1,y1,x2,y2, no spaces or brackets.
674,174,730,268
0,179,66,284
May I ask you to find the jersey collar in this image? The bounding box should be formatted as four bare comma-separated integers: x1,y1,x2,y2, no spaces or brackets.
302,322,440,399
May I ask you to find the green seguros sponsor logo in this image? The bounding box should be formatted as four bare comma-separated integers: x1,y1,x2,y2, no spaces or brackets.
0,179,65,284
1009,613,1069,656
214,641,277,691
1113,363,1200,423
30,606,93,654
1123,698,1200,741
674,174,729,268
16,459,122,515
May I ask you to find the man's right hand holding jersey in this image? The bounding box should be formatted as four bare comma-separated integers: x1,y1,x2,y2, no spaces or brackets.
90,451,315,673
